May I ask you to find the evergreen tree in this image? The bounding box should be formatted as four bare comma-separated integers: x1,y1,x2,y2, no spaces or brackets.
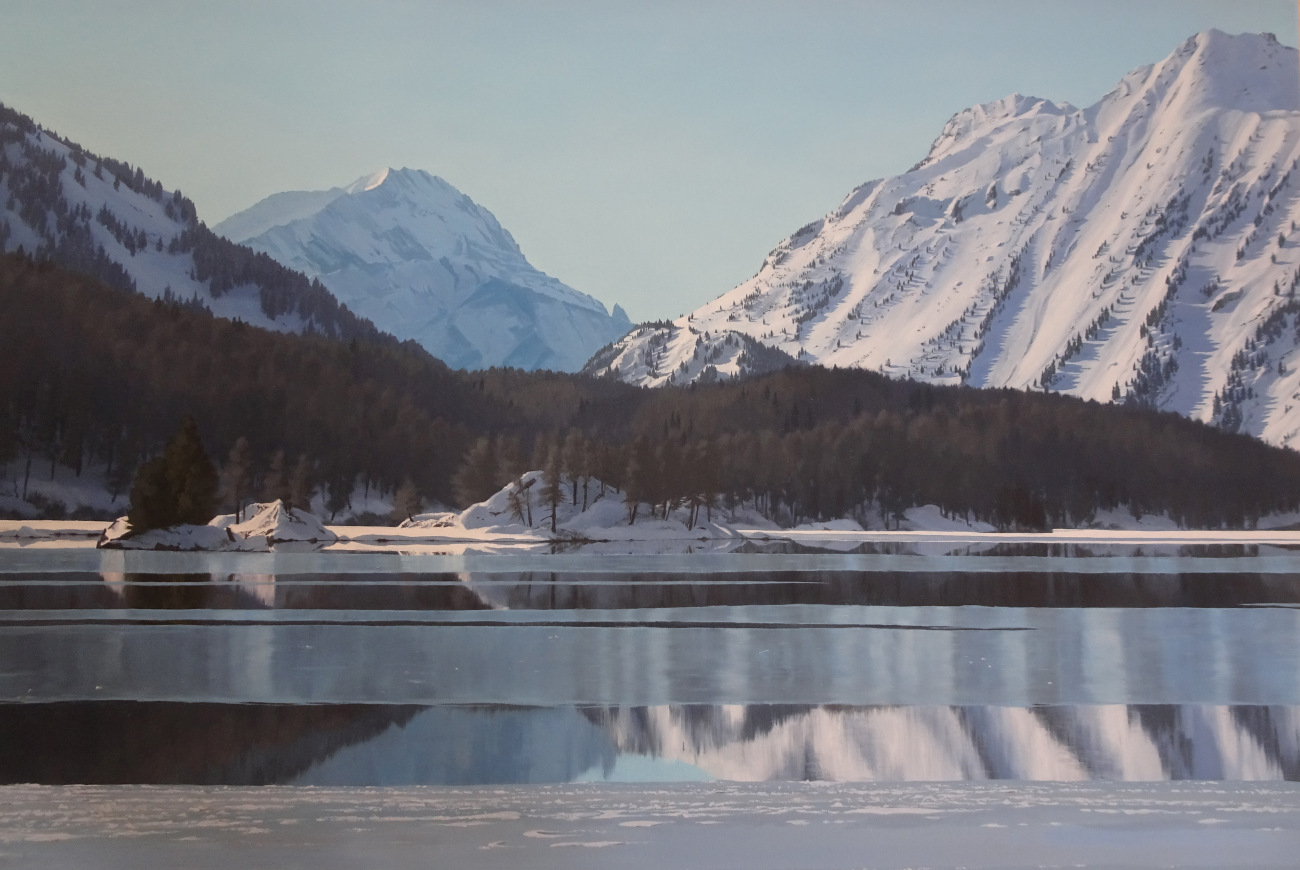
623,438,651,525
562,428,585,505
494,434,525,488
506,479,529,525
288,453,314,512
452,437,498,507
323,468,354,522
260,449,289,505
530,431,556,475
539,446,563,533
391,478,421,523
105,439,138,503
126,416,217,533
219,436,252,522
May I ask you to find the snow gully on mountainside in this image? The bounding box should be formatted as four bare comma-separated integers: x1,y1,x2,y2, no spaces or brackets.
586,30,1300,448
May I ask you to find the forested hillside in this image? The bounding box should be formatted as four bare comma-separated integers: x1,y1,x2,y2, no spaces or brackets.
0,101,387,343
3,253,1298,529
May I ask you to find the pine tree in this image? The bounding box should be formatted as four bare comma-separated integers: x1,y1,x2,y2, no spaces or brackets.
506,480,528,525
452,437,498,507
219,436,252,522
562,429,585,505
539,446,563,533
391,478,421,523
324,468,354,522
126,416,217,533
260,449,289,505
579,438,596,510
493,434,524,488
288,454,314,512
623,438,651,525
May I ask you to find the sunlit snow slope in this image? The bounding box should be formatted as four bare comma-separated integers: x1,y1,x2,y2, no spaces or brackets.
586,31,1300,446
217,168,632,372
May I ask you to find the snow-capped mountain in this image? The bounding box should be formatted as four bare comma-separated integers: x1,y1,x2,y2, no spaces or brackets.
585,31,1300,446
216,168,632,372
0,103,374,341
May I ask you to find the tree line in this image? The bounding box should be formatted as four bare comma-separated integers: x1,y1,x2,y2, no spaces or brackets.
4,252,1300,530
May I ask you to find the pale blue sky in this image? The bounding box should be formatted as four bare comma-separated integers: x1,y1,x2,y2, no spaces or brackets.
1,1,1296,321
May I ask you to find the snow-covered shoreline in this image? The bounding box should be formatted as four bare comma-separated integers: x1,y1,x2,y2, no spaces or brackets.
4,473,1300,552
6,518,1300,552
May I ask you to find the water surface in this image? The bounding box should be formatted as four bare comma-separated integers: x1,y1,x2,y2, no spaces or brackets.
3,545,1299,784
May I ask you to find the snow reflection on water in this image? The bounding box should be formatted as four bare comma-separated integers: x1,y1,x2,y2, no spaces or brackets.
2,547,1300,784
3,701,1297,785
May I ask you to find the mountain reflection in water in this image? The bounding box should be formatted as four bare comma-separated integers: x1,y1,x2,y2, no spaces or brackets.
5,549,1300,787
582,704,1300,782
7,702,1288,785
302,703,1300,785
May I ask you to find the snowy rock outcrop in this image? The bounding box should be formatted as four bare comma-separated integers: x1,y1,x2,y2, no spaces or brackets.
586,31,1300,447
216,168,632,371
97,517,241,551
97,500,335,550
224,500,338,545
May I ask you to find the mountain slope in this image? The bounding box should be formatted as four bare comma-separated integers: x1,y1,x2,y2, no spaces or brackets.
216,168,632,372
585,30,1300,447
0,102,384,343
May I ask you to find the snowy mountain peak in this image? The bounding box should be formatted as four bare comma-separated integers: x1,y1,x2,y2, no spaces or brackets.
217,168,631,371
344,167,389,194
1100,29,1299,119
584,31,1300,448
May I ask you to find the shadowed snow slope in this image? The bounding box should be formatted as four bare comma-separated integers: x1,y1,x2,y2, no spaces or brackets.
216,168,631,371
585,31,1300,447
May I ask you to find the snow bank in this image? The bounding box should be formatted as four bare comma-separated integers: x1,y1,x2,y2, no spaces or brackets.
398,512,458,529
96,501,335,550
1086,508,1183,532
900,505,996,533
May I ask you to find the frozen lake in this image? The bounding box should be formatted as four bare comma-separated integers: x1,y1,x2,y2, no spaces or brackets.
2,541,1300,865
2,544,1300,783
